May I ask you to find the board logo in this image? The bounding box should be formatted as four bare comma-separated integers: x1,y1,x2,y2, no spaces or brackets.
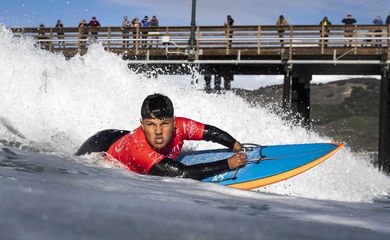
212,172,228,182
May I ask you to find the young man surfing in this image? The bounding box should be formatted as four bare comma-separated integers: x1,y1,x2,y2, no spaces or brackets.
76,93,247,180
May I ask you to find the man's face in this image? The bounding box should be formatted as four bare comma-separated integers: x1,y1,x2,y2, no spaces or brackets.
141,117,175,150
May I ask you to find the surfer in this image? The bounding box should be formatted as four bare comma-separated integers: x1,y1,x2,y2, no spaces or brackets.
76,93,247,180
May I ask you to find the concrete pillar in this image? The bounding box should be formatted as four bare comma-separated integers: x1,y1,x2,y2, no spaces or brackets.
223,73,234,90
214,74,222,91
282,64,292,111
291,70,311,127
204,73,212,93
379,64,390,173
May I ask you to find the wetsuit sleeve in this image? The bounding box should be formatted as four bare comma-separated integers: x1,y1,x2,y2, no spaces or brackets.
149,157,230,180
202,124,236,149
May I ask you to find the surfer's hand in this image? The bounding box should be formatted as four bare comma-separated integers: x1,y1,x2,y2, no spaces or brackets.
233,141,243,152
227,153,247,170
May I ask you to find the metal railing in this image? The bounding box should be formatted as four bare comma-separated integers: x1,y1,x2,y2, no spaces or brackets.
10,24,390,56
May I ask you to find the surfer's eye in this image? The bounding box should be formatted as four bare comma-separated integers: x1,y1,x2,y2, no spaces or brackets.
145,122,154,127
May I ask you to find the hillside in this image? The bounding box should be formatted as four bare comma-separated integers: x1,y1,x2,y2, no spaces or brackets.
233,78,380,152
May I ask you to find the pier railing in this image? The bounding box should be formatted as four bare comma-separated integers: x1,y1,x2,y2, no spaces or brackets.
10,24,390,58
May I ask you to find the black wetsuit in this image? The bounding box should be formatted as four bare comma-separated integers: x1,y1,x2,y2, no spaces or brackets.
75,125,237,180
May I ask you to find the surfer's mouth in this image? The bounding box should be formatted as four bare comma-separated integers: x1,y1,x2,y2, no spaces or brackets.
155,136,164,144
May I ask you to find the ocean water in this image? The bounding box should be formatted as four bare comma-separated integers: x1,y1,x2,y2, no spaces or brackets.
1,26,389,239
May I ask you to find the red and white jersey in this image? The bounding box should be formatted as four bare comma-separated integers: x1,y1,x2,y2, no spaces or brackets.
107,117,205,174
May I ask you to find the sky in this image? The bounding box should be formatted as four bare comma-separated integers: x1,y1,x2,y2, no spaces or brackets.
0,0,389,28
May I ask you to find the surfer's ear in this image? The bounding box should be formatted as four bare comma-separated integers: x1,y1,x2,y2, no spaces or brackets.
140,119,145,131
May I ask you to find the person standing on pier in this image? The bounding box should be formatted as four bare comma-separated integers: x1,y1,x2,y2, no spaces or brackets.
276,15,289,47
37,24,49,50
141,16,150,48
54,20,65,48
149,15,159,48
78,19,88,48
122,16,131,48
372,16,383,47
225,15,234,48
131,17,142,48
341,14,357,47
88,16,101,41
319,16,331,47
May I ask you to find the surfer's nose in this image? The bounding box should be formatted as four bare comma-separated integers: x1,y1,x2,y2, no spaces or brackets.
155,125,163,134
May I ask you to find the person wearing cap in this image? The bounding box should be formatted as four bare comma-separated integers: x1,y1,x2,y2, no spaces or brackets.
149,15,160,48
372,16,383,47
78,18,88,48
54,20,65,48
122,16,131,48
141,16,150,48
276,15,289,47
320,16,332,47
88,16,101,41
131,17,142,47
341,13,357,47
37,24,49,50
224,15,234,48
386,13,390,24
76,93,247,179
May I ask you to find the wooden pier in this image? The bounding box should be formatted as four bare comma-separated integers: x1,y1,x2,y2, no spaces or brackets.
10,24,390,173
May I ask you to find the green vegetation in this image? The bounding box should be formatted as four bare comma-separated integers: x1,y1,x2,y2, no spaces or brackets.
233,78,380,152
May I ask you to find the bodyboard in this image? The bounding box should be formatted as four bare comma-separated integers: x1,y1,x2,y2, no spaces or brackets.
179,143,343,190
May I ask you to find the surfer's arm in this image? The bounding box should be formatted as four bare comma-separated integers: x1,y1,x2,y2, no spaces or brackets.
149,157,230,180
149,153,247,180
202,124,242,151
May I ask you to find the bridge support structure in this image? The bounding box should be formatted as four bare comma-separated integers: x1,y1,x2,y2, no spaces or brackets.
291,69,311,128
282,65,311,128
379,63,390,173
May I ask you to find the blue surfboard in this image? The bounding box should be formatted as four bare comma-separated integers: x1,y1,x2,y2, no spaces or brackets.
179,143,343,189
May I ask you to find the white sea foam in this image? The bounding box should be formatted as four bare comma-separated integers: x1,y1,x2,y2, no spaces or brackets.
0,26,389,202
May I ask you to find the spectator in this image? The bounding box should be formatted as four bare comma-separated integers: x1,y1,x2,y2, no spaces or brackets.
341,13,357,47
88,16,101,41
319,16,331,47
141,16,150,47
131,17,142,48
150,15,159,27
386,13,390,24
37,24,49,50
372,16,383,46
276,15,289,47
78,18,88,48
224,15,234,48
149,15,159,48
122,16,131,48
54,20,65,48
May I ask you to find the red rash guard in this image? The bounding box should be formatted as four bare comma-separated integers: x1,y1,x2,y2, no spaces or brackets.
107,117,205,174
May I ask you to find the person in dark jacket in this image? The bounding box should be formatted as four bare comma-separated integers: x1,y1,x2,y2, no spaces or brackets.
276,15,289,47
141,16,150,47
54,20,65,48
88,16,101,41
341,14,357,47
225,15,234,48
320,16,331,47
149,15,159,47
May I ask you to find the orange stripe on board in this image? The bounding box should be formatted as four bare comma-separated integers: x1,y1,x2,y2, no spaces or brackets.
228,143,343,190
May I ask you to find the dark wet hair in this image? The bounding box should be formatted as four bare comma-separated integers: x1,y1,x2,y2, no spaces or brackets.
141,93,174,119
